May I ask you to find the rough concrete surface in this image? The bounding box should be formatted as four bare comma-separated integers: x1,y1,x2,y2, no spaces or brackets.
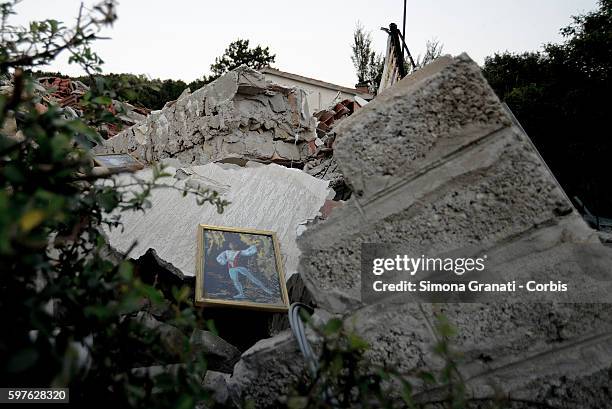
96,66,316,167
202,370,231,406
227,330,307,408
298,52,610,309
189,329,241,374
103,162,330,279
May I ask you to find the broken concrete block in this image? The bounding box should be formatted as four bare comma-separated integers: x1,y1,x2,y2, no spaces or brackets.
334,54,510,199
227,330,306,408
202,370,231,406
344,302,612,406
189,330,241,374
272,139,300,161
96,66,316,167
131,311,187,363
103,163,331,280
268,92,287,113
298,53,608,310
294,53,612,406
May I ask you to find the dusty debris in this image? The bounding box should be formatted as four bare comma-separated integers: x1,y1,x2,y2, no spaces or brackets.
93,66,360,201
38,76,150,137
302,98,364,200
312,98,361,134
0,73,150,138
96,66,316,167
38,76,89,108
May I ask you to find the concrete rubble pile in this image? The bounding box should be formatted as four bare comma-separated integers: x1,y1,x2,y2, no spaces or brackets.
0,74,150,139
228,54,612,408
96,66,318,168
94,66,350,313
92,68,356,402
305,98,363,200
95,66,366,201
38,76,151,136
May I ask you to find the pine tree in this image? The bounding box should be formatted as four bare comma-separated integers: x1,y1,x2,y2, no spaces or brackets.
210,39,275,79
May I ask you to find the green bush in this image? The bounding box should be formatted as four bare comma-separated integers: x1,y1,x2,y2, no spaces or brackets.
0,2,226,407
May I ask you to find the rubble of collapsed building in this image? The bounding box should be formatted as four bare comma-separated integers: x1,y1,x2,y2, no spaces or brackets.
306,98,363,200
93,67,369,306
0,74,150,140
38,76,151,137
97,67,316,166
91,67,356,396
55,56,612,407
103,161,332,282
96,66,364,200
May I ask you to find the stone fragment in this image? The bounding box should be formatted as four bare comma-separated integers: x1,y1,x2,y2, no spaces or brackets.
202,370,231,406
243,132,274,159
227,331,307,408
268,92,287,113
273,139,300,160
190,330,241,374
133,311,186,359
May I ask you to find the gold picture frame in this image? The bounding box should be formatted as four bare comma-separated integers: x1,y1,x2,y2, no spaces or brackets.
195,224,289,312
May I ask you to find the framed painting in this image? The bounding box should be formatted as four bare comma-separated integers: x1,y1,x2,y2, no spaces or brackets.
195,225,289,311
93,153,144,172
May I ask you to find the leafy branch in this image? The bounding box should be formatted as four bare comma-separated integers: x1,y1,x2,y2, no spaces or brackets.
0,0,116,74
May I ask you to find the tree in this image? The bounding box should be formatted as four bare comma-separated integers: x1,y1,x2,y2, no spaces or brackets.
402,39,444,74
367,52,384,93
483,0,612,217
209,39,275,79
351,22,372,85
351,22,383,92
0,1,227,406
414,39,443,69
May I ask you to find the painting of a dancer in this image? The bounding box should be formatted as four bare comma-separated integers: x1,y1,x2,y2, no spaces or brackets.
195,225,288,311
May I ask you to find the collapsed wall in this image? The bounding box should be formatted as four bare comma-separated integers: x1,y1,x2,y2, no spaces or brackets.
96,66,316,166
230,54,612,407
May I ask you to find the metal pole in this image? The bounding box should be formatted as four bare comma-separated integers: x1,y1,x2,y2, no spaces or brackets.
402,0,407,62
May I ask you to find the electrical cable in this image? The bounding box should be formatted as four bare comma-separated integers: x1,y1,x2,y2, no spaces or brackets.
288,302,318,376
289,302,339,406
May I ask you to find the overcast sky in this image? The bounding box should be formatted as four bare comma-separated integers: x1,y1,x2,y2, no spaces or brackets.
12,0,599,88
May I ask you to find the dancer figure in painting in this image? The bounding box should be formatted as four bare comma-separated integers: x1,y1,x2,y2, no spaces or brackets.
216,241,273,299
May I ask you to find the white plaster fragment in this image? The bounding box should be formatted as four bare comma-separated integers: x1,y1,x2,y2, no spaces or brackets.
103,163,330,279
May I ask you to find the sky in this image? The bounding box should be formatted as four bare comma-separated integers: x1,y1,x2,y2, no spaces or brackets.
11,0,599,88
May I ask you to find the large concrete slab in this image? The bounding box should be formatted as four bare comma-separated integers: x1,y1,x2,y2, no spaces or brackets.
298,53,609,310
281,53,612,407
103,163,331,279
334,54,510,200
